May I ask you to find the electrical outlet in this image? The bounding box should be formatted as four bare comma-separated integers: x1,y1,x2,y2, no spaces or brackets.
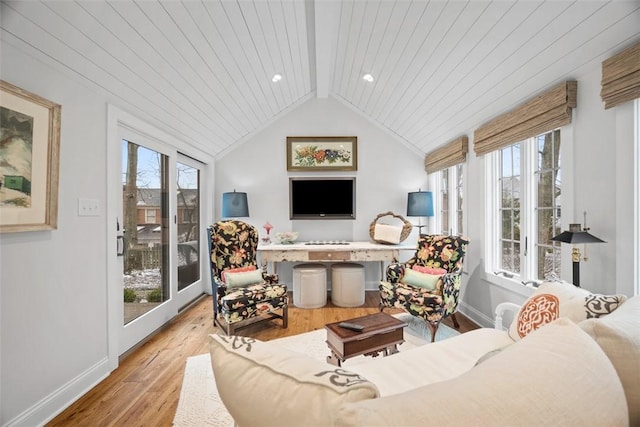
78,198,101,216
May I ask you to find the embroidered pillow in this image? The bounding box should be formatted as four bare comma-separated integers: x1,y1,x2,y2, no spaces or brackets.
412,265,447,275
508,281,627,341
224,269,264,289
221,265,257,283
209,334,378,427
400,268,442,291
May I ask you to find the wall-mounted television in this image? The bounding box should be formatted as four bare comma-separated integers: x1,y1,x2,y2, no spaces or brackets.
289,177,356,220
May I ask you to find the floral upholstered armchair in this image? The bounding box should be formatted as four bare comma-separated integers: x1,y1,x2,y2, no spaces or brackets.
379,234,469,342
207,220,288,335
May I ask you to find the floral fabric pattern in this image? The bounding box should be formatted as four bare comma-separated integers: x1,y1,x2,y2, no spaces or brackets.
294,145,352,167
380,234,469,330
208,220,288,328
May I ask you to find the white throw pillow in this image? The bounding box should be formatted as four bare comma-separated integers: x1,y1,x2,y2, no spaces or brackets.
580,294,640,425
400,268,441,291
374,223,402,244
336,319,628,427
223,269,265,289
209,334,379,427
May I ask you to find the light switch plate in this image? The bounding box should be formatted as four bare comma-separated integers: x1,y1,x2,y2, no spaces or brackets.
78,198,100,216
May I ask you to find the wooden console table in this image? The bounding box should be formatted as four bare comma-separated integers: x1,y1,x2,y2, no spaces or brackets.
258,241,414,277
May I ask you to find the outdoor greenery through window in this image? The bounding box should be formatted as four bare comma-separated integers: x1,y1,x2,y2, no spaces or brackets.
535,130,562,280
495,129,562,281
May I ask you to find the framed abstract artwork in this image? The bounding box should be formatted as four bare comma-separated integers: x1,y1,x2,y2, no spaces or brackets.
286,136,357,171
0,80,61,232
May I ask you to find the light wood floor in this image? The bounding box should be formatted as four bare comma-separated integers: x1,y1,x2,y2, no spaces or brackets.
47,291,479,426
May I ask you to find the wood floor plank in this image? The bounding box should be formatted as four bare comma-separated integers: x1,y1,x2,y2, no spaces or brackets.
47,291,478,426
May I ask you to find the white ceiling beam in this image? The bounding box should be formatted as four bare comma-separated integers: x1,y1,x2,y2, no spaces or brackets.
314,0,340,98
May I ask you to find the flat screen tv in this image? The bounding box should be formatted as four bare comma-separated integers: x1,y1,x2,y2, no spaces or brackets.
289,177,356,220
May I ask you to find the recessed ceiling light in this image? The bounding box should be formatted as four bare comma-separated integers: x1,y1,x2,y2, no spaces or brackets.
272,74,282,82
362,73,374,82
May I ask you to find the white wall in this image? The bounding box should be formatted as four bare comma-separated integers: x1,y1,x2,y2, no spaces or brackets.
215,97,428,288
216,70,638,329
1,42,111,425
0,40,214,426
458,67,637,327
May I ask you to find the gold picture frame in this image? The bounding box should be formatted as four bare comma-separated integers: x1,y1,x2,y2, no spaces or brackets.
286,136,357,171
1,80,61,232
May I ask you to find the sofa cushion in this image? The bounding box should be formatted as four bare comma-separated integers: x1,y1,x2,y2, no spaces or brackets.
508,280,626,340
349,328,513,396
209,334,378,427
580,294,640,425
336,318,628,427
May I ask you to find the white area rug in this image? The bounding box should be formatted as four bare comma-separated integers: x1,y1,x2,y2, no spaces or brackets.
173,314,458,426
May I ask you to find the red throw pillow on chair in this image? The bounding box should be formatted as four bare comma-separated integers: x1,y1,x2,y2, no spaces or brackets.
412,265,447,275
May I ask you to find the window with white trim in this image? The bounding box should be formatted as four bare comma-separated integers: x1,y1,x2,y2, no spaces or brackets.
145,208,157,224
437,164,464,235
489,129,562,282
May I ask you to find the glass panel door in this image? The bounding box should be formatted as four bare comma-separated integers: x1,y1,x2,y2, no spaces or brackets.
122,139,170,324
177,161,200,291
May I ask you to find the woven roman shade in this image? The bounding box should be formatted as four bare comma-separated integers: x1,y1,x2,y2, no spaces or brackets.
474,81,577,156
601,41,640,109
425,135,468,174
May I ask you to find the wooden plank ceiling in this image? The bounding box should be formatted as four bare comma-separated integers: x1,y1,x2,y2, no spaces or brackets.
1,0,639,156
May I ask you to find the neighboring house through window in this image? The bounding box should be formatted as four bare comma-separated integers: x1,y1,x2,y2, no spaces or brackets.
145,208,156,224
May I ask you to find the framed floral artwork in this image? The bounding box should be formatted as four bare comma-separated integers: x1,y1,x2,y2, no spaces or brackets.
0,80,61,232
286,136,357,171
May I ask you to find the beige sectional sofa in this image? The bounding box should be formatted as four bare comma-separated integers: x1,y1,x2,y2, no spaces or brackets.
209,284,639,427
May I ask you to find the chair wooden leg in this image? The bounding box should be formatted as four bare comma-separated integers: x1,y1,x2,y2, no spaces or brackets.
214,314,224,333
450,312,460,329
282,306,288,329
427,322,439,343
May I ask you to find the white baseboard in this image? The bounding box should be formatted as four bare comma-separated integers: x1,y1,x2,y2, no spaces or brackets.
458,301,494,329
4,357,110,427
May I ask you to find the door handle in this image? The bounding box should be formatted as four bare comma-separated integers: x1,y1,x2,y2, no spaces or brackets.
117,236,124,256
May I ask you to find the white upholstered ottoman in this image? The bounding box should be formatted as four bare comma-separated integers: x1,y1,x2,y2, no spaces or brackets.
293,263,327,309
331,263,365,307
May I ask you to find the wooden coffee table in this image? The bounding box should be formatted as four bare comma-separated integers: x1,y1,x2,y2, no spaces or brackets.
325,312,407,366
